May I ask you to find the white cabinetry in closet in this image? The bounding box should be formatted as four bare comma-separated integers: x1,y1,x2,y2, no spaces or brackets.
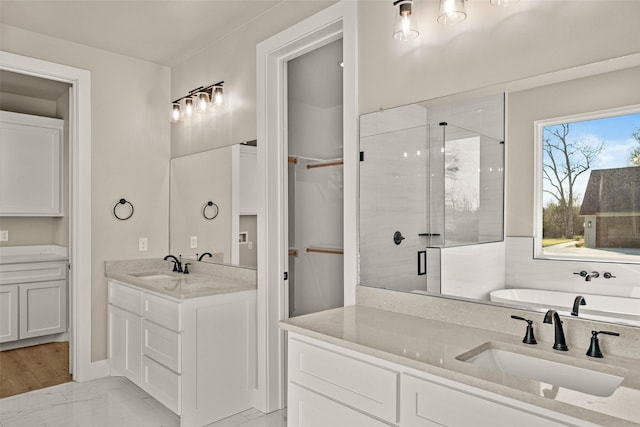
0,111,64,216
0,285,19,342
0,260,68,344
287,333,601,427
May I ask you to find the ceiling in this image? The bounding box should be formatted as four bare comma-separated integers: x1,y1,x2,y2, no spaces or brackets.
0,0,289,67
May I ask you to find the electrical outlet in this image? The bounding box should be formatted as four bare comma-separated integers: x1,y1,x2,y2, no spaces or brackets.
0,230,8,241
248,241,253,250
190,236,198,249
138,237,148,252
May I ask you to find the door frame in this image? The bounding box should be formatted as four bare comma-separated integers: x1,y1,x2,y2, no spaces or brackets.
0,51,100,381
256,0,358,412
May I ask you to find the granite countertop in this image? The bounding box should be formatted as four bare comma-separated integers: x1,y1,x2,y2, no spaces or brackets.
281,305,640,427
107,271,255,300
105,259,256,300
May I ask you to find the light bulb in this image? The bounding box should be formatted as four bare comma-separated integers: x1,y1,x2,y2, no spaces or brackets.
171,103,181,122
184,97,194,116
438,0,467,25
196,91,209,112
213,86,224,106
393,0,419,41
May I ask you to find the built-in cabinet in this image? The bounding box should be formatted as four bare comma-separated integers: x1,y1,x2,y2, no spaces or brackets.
0,260,68,344
287,333,600,427
108,280,256,427
0,111,64,216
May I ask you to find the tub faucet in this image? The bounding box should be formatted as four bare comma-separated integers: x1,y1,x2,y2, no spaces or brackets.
163,254,183,273
198,252,212,262
543,310,568,351
571,296,586,316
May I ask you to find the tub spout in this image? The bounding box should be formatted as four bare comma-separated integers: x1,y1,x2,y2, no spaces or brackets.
571,296,586,316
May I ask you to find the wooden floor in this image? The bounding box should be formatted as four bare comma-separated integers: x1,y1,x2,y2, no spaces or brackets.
0,342,72,398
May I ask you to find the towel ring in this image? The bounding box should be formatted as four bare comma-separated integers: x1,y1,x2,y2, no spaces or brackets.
113,198,134,220
202,201,219,220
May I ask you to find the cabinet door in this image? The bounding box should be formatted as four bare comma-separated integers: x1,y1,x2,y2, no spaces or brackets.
0,284,19,342
19,280,67,339
288,383,391,427
0,112,63,216
108,304,142,385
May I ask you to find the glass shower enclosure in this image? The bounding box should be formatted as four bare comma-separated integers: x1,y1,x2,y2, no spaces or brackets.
359,94,505,293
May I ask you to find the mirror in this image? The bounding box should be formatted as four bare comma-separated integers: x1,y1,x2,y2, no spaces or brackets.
359,59,640,328
169,143,257,268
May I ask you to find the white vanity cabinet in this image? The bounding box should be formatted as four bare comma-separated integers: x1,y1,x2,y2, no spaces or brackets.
107,280,256,427
0,111,64,216
287,333,600,427
0,260,68,343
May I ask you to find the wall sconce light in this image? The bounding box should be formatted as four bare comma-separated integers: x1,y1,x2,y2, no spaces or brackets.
393,0,419,41
438,0,467,25
394,0,519,40
171,81,224,122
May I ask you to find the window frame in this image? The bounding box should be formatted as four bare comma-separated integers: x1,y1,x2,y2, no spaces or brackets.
533,103,640,264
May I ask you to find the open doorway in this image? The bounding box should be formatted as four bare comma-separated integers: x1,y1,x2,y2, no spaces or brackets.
0,70,73,397
256,0,357,413
0,51,96,386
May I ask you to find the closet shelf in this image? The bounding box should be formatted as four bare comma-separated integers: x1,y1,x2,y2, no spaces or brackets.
306,247,344,255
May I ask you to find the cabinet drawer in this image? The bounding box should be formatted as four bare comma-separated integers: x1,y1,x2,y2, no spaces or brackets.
400,373,570,427
288,338,398,424
142,319,181,373
288,383,390,427
143,293,181,332
0,261,66,285
142,355,181,415
108,282,142,315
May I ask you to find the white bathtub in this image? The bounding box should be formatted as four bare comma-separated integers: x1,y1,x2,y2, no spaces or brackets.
490,288,640,327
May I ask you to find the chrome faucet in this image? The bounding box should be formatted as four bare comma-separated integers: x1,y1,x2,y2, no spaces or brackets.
543,310,568,351
163,254,183,273
571,296,586,316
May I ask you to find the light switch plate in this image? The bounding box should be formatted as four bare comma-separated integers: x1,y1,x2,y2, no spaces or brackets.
139,237,148,252
0,230,8,241
190,235,198,249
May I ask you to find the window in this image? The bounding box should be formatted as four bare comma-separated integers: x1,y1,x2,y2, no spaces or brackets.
535,106,640,263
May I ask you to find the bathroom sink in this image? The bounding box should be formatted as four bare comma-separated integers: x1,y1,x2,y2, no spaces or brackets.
456,342,625,397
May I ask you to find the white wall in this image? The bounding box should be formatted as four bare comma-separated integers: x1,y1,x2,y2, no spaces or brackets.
1,24,171,361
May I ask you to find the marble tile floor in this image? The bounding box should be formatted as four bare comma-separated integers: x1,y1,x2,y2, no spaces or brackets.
0,376,286,427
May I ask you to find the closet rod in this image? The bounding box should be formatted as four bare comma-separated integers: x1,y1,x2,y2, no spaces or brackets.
288,249,298,257
306,247,344,255
288,156,298,164
307,160,343,169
